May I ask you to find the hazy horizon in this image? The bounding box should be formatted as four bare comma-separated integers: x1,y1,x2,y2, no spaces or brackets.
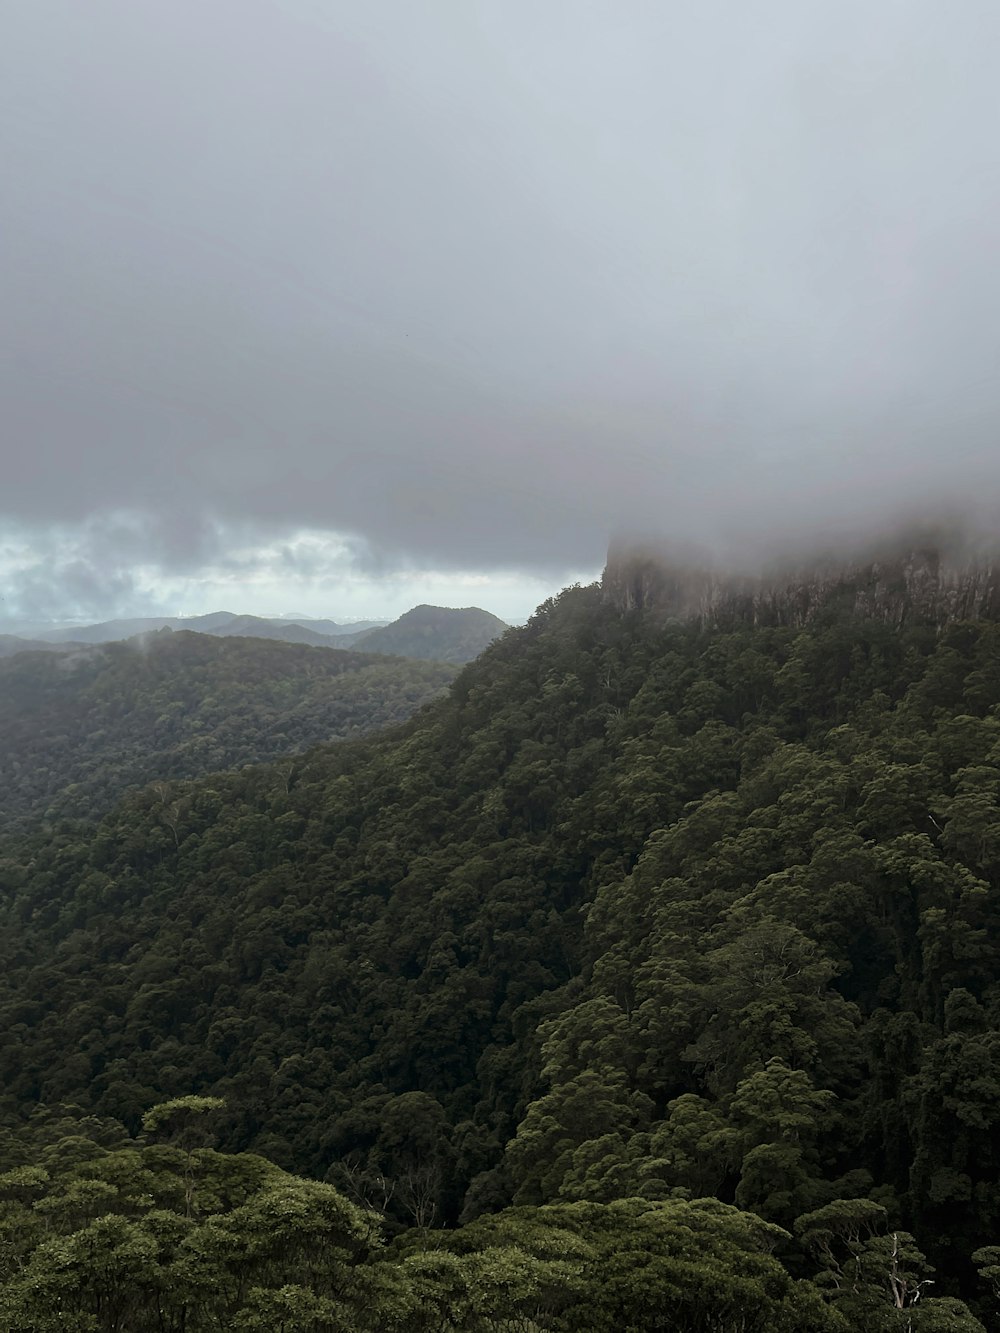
0,565,583,635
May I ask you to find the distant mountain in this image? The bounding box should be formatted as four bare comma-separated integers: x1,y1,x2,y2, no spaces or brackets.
18,608,504,661
0,630,456,829
319,627,371,649
32,612,240,643
0,634,69,658
13,610,509,661
30,612,389,647
340,604,509,662
205,615,339,646
290,618,387,636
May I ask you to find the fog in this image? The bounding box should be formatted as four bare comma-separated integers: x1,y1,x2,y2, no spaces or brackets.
3,1,1000,619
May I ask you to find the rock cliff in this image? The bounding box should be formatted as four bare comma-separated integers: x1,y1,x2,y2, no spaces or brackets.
602,539,1000,629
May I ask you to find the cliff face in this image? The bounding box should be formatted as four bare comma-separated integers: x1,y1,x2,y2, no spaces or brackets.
602,542,1000,629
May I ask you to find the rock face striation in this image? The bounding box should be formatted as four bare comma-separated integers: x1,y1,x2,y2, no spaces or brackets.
602,539,1000,629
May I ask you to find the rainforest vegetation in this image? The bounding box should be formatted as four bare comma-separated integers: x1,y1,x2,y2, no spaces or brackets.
0,631,456,830
2,583,1000,1329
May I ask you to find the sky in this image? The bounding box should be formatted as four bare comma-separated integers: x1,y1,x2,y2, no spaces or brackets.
4,1,1000,626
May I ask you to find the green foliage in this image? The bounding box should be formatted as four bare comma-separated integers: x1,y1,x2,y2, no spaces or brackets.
142,1096,228,1137
431,1196,848,1331
0,1116,846,1331
2,587,1000,1323
0,630,456,828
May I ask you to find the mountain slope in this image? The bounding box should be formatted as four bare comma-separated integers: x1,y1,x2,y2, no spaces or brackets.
33,612,239,642
206,614,340,645
0,630,455,828
0,634,67,658
342,603,509,661
0,573,998,1318
290,617,386,636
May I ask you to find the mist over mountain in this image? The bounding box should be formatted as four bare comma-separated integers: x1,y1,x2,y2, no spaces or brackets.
604,530,1000,628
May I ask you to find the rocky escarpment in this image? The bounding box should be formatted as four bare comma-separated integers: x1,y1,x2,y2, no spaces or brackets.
602,540,1000,629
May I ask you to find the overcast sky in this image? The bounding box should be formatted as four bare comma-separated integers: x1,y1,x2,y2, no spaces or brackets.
4,1,1000,624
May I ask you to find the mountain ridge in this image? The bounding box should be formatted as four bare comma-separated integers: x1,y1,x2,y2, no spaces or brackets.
24,611,386,645
4,604,506,662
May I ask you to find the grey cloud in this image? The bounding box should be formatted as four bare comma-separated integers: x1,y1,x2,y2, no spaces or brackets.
8,562,144,623
4,0,1000,594
1,534,162,623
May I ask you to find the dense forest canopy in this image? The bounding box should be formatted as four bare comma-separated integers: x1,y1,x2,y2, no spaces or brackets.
2,577,1000,1329
0,630,456,830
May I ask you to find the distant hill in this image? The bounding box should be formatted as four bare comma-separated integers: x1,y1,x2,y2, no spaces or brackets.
0,634,68,658
203,615,339,646
340,604,509,661
14,607,505,662
289,617,386,636
32,613,237,643
29,612,389,646
0,630,456,829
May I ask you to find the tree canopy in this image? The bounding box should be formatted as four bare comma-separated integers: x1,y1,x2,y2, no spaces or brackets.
0,630,455,829
2,584,999,1328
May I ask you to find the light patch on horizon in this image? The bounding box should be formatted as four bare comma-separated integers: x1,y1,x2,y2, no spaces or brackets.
0,521,595,629
163,528,595,623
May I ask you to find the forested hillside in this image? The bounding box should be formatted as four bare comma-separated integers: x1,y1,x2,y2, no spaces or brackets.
339,603,510,661
0,631,455,829
1,582,999,1328
0,634,65,658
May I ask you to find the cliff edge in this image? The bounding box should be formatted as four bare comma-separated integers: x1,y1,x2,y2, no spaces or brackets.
602,538,1000,629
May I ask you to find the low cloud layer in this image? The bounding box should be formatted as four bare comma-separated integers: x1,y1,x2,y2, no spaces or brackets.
4,1,1000,618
